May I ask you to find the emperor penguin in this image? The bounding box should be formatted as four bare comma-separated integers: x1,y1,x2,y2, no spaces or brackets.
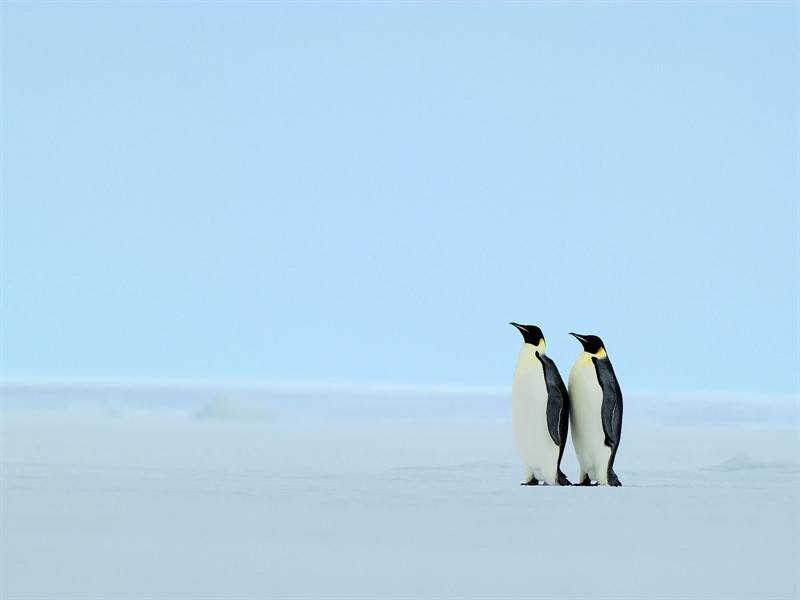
567,333,623,486
510,323,571,486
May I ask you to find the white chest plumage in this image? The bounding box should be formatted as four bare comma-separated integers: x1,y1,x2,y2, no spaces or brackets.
568,353,612,484
511,344,560,484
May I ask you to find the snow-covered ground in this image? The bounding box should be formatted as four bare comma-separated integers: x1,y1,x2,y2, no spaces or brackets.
1,383,798,599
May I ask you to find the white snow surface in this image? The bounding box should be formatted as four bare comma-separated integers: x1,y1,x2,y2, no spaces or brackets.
0,383,798,599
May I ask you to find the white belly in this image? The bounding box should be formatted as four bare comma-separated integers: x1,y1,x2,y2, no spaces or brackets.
511,347,560,484
568,355,612,484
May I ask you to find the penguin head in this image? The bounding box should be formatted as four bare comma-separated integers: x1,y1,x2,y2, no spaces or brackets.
569,332,607,357
510,323,545,350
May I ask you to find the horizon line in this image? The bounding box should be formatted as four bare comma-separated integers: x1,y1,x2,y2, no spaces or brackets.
0,375,797,401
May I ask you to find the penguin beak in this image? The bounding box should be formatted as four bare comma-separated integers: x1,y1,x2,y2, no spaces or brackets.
569,332,587,343
510,322,528,333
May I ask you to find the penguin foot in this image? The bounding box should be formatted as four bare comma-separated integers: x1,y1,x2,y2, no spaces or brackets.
557,471,572,486
577,475,593,486
607,471,622,487
521,475,539,486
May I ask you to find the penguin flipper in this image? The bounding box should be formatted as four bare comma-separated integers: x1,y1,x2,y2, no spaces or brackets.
592,356,623,448
537,354,570,447
557,471,572,486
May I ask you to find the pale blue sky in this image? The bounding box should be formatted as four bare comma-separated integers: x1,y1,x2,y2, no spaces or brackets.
1,2,798,393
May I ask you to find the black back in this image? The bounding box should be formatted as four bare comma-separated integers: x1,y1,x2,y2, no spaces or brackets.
592,356,623,450
536,353,570,455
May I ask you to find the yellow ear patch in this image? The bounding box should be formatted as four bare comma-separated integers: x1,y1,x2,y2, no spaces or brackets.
595,347,607,359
